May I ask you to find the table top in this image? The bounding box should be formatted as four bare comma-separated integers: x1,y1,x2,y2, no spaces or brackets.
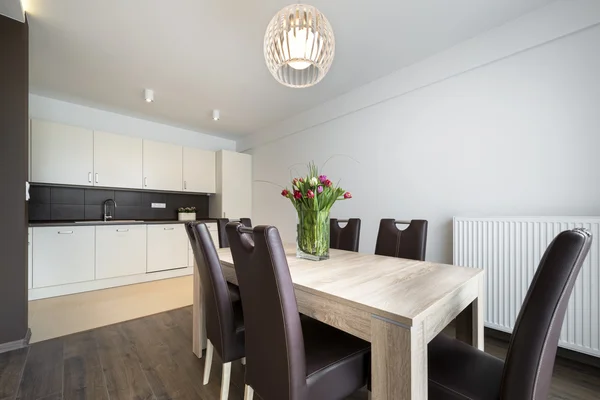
217,243,483,326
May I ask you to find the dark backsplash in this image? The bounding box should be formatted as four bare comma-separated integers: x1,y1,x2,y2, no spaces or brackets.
29,184,210,222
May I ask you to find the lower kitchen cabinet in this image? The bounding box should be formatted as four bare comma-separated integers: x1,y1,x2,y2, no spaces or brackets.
96,225,147,279
32,226,95,288
28,228,32,289
147,224,188,272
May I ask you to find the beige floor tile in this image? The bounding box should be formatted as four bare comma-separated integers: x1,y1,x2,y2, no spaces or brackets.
28,276,193,343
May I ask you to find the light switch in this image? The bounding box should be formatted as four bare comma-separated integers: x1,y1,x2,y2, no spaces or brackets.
151,203,166,208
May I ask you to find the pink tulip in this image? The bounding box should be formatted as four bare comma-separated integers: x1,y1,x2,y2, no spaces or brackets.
317,186,323,194
324,179,333,187
307,190,315,199
343,192,352,199
319,175,327,183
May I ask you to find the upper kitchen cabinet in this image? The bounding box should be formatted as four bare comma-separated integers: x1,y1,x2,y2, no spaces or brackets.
210,150,252,219
143,140,183,191
183,147,216,193
94,131,143,189
31,119,94,186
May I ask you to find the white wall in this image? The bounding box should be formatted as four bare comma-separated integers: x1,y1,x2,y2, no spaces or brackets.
246,1,600,263
29,94,236,151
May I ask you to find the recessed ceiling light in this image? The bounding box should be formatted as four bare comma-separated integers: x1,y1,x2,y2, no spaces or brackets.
144,89,154,103
213,110,220,121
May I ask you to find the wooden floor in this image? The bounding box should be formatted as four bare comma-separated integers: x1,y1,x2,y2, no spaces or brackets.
0,306,598,400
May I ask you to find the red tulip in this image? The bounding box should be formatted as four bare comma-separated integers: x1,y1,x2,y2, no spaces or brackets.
307,190,315,199
343,192,352,199
324,179,332,187
281,189,289,197
293,190,302,199
299,177,305,183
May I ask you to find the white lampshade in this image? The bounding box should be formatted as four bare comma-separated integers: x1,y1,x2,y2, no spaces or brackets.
264,4,335,88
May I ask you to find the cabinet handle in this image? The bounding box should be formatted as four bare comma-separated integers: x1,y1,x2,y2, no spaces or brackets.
164,227,175,231
88,172,92,183
58,231,73,235
116,229,129,232
184,180,187,190
95,173,99,183
144,177,148,187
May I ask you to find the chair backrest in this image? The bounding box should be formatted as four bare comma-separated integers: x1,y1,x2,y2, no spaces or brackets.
330,218,361,252
185,222,237,359
240,217,252,227
374,219,428,260
226,222,307,400
216,218,229,248
500,228,592,400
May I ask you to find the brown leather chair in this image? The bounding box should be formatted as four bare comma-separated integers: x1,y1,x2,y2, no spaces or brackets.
185,222,241,302
226,222,371,400
216,217,252,248
330,218,361,252
427,228,592,400
374,219,428,260
185,222,245,400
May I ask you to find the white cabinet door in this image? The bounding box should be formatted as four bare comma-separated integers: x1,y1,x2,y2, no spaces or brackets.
94,131,143,189
183,147,216,193
221,151,252,219
143,140,183,192
31,120,94,186
28,228,32,290
147,224,188,272
96,225,146,279
32,226,95,288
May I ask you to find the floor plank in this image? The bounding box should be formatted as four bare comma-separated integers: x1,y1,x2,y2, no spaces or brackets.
63,330,108,400
3,306,598,400
16,338,63,400
0,347,28,399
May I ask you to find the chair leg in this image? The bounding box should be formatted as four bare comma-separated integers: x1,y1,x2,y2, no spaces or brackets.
203,340,214,385
220,362,232,400
241,357,246,365
244,385,254,400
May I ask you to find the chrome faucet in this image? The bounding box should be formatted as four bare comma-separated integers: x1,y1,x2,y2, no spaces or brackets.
103,199,117,221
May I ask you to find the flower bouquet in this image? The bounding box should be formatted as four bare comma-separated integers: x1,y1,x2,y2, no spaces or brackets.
281,162,352,261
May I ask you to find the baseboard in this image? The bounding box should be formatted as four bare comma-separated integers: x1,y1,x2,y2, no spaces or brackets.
0,328,31,354
485,327,600,369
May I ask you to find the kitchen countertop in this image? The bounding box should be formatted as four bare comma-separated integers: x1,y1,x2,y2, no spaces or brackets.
29,219,219,227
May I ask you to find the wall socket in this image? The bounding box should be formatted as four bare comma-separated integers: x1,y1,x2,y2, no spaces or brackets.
151,203,166,208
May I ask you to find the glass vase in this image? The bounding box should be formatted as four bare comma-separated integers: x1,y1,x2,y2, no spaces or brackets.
296,209,330,261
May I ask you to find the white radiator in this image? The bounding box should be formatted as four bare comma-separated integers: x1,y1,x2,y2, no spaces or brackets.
453,216,600,358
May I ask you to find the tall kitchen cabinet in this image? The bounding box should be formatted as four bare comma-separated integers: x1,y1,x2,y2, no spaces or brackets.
143,140,183,192
31,120,94,186
210,150,252,219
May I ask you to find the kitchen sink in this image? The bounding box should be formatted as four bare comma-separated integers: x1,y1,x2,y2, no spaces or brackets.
74,220,144,223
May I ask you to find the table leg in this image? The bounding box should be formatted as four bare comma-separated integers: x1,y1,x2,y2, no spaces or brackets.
371,316,427,400
455,275,484,350
192,261,207,358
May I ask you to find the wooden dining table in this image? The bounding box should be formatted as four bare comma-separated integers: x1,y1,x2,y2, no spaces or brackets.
192,243,484,400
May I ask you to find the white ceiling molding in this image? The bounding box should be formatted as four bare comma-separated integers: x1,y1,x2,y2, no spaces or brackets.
237,0,600,152
0,0,25,22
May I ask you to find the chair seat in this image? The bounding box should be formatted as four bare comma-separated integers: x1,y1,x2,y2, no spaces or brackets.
428,334,504,400
228,282,241,303
301,316,370,399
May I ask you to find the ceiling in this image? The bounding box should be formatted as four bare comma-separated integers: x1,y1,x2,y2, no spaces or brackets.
25,0,553,139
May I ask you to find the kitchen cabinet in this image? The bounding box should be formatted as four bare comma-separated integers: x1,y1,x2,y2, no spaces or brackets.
95,225,146,279
94,131,143,189
143,140,183,192
32,226,95,288
183,147,216,193
28,228,32,290
31,119,94,186
210,150,252,219
147,224,188,272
